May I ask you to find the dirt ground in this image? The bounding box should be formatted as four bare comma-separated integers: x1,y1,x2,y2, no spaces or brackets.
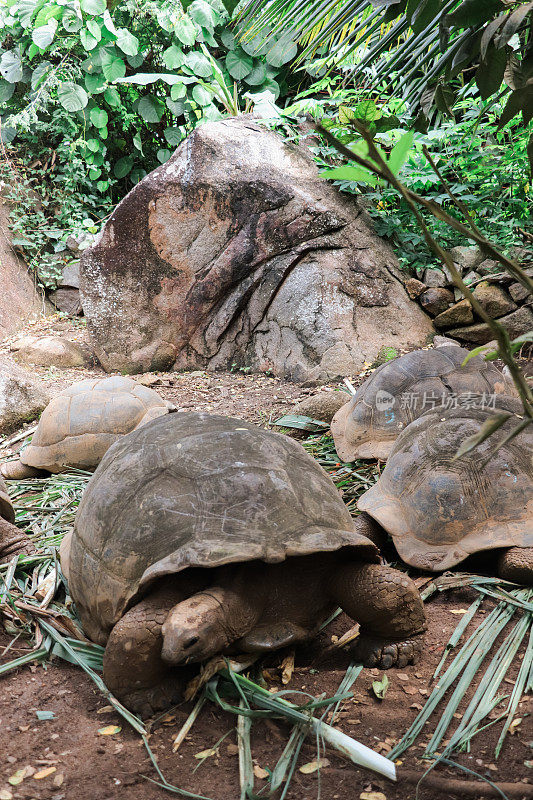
1,316,532,800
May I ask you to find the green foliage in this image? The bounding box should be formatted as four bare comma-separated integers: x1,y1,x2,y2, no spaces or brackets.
285,79,532,276
0,0,296,288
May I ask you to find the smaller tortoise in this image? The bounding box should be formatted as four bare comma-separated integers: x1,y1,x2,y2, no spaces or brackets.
331,343,509,461
1,376,175,480
355,396,533,585
61,412,426,717
0,476,35,561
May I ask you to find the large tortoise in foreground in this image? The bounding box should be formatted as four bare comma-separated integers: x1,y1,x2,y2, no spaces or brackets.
1,376,174,479
356,397,533,585
332,343,509,461
61,412,426,716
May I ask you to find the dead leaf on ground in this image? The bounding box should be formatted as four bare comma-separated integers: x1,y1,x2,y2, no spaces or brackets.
33,767,57,780
360,792,387,800
52,773,65,787
0,790,13,800
226,743,239,756
450,609,469,615
402,685,418,695
281,652,295,685
194,748,218,760
299,758,330,774
98,725,122,736
253,765,269,780
97,706,114,714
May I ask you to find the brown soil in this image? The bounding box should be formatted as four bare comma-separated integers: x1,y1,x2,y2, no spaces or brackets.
1,317,532,800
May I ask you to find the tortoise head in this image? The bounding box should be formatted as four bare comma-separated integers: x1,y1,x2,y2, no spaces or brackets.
161,592,231,665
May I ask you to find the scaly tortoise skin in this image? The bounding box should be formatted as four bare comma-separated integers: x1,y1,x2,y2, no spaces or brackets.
0,376,174,480
331,343,509,462
0,475,35,560
356,396,533,585
61,412,427,717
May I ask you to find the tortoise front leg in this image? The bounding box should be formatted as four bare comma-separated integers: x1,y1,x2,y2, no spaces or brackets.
0,517,35,562
330,562,427,668
498,547,533,585
103,578,198,718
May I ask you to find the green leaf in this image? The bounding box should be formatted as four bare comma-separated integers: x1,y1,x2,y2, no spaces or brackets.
133,133,143,152
499,85,533,127
244,62,266,86
225,49,253,79
220,29,236,50
85,72,105,93
192,83,212,106
81,29,99,50
88,167,101,179
114,155,134,178
528,131,533,177
409,0,441,34
86,18,102,40
163,44,185,70
273,414,329,432
96,180,109,192
164,127,182,146
36,710,55,721
321,165,378,187
167,97,185,115
186,51,212,77
387,130,414,174
103,86,120,106
102,56,126,82
219,0,240,13
86,138,100,152
116,28,139,57
90,107,108,128
188,0,217,29
171,82,187,100
476,45,507,100
137,95,165,122
372,675,389,700
80,0,105,15
57,82,88,111
34,3,61,26
157,148,171,163
0,79,15,102
265,38,297,68
174,15,198,46
30,61,51,88
446,0,503,28
62,10,82,32
0,51,23,83
32,22,57,49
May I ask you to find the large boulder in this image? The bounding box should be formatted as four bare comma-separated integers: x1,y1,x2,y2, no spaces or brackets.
80,118,432,381
0,200,44,339
0,356,50,434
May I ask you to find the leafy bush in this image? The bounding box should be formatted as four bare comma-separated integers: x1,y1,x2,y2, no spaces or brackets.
0,0,297,286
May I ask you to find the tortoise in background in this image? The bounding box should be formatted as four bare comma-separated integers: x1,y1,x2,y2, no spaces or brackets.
1,376,175,479
61,412,426,717
332,343,509,461
356,396,533,585
0,476,34,560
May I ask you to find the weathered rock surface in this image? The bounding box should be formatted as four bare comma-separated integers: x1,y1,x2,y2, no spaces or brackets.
11,336,91,368
80,118,432,380
477,259,500,276
449,245,484,272
509,281,531,304
292,391,350,423
424,268,450,288
0,200,44,339
433,300,474,329
419,287,454,316
0,356,50,434
448,306,533,344
472,281,517,318
49,262,83,316
405,278,426,299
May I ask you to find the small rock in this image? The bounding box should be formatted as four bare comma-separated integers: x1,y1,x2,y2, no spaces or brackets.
12,335,91,368
59,261,80,289
424,267,451,288
419,288,454,316
48,287,83,316
292,391,350,423
449,245,485,272
405,278,427,299
508,282,530,303
433,300,474,330
433,335,461,348
477,259,500,276
0,356,50,434
66,231,94,253
472,281,517,318
462,270,480,285
448,306,533,344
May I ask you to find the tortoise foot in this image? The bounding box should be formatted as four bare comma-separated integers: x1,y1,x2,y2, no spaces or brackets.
0,518,36,563
498,547,533,586
352,633,424,669
119,677,184,719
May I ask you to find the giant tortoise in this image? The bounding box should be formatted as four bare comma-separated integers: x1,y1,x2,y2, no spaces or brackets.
355,396,532,585
0,476,34,560
1,376,175,479
332,343,508,461
60,412,427,716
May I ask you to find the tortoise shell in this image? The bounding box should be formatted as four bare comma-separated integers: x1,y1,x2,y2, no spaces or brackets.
19,376,174,473
0,476,15,523
357,396,533,571
69,412,378,643
331,344,508,461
